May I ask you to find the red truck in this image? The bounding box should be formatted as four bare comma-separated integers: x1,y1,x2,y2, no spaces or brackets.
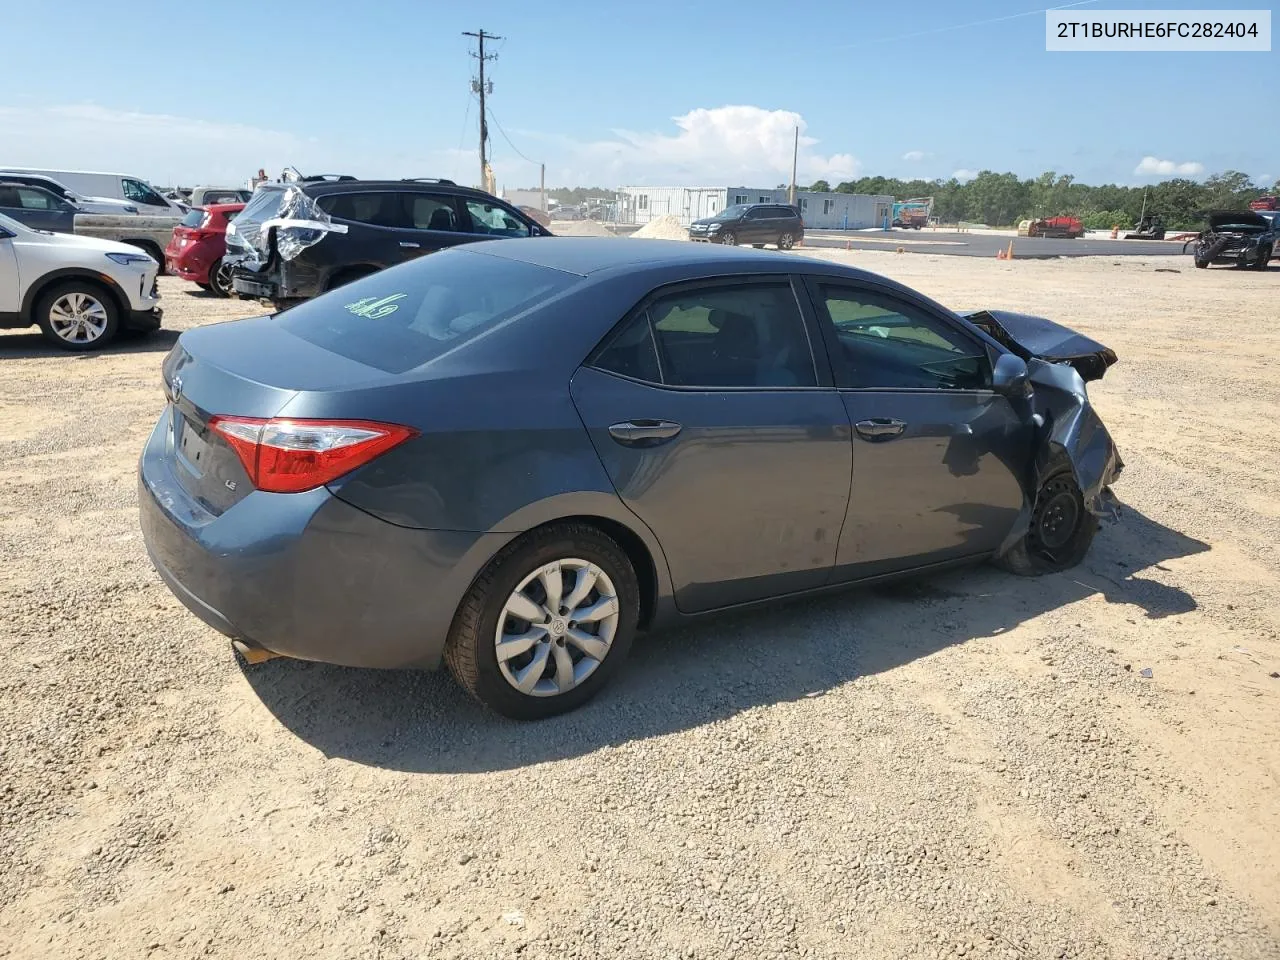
1248,196,1278,211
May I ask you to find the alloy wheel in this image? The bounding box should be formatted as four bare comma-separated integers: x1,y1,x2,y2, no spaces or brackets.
778,232,795,250
48,293,109,345
211,259,235,296
720,231,737,246
494,558,620,697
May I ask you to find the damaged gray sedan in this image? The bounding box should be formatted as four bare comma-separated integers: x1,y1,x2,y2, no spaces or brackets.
140,239,1121,718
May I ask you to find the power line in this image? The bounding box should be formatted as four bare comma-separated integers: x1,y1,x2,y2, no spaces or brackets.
486,106,539,167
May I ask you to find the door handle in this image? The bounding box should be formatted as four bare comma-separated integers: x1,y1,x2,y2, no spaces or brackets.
608,419,683,446
399,241,420,249
854,418,906,441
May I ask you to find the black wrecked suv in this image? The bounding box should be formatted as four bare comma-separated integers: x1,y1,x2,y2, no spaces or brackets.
687,203,804,249
226,176,552,304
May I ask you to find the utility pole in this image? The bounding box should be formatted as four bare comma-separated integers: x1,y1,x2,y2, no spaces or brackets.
464,28,501,191
788,126,798,206
540,162,546,212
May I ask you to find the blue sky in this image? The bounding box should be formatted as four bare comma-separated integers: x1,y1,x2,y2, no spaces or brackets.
2,0,1275,189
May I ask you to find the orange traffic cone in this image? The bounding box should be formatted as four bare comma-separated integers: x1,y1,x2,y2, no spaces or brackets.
1006,241,1014,260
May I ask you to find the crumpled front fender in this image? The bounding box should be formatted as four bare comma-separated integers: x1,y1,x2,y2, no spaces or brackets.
994,359,1123,557
1029,358,1123,520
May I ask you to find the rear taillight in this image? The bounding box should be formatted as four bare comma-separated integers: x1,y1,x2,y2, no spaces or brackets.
209,417,417,493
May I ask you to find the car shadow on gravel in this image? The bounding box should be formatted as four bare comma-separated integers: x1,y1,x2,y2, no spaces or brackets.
0,328,179,358
240,504,1207,773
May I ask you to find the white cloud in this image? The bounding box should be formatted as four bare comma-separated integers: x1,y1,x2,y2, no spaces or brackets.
0,103,461,186
902,150,926,162
1,102,860,189
566,106,860,186
952,168,979,182
1133,155,1204,177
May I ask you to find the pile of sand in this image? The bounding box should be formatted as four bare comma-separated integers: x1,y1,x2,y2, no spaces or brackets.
548,219,614,237
632,215,687,240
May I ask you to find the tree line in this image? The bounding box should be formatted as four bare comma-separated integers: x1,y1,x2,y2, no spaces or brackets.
806,171,1278,231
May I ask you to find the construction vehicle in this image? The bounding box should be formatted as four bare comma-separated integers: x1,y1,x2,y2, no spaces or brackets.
1248,196,1278,212
1018,215,1084,239
1125,213,1166,240
891,197,932,229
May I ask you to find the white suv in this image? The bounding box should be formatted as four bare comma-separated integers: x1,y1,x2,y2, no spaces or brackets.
0,212,162,351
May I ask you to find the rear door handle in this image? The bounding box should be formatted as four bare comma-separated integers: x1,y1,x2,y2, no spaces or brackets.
855,418,906,441
608,419,683,446
399,241,420,249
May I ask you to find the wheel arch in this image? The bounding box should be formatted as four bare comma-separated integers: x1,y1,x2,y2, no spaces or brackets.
19,268,129,324
475,505,672,632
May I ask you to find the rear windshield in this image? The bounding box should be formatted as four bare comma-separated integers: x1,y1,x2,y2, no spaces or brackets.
276,249,576,374
180,208,206,228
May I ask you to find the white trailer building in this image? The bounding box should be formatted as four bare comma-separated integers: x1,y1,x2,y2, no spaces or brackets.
618,186,894,230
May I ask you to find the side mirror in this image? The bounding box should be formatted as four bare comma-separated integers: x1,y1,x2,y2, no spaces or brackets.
991,353,1032,398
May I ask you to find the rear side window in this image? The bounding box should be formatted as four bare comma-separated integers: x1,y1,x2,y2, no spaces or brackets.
593,282,816,389
405,193,460,231
276,250,576,374
0,187,17,208
592,313,661,383
180,208,206,228
317,191,404,228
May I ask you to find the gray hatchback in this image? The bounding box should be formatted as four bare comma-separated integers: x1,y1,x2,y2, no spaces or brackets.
139,238,1122,719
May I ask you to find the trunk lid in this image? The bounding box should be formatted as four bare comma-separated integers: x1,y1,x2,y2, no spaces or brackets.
160,316,396,514
964,309,1117,382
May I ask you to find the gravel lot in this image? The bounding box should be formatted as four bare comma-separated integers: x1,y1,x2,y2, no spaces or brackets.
2,252,1278,960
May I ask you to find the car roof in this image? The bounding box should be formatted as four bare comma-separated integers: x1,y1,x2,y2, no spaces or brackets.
297,179,490,197
464,237,855,278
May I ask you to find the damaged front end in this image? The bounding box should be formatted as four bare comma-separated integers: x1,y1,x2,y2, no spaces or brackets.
966,309,1124,533
224,184,348,300
1186,210,1276,270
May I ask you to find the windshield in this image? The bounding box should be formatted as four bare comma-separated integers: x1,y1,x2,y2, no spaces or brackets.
276,249,576,374
713,204,751,221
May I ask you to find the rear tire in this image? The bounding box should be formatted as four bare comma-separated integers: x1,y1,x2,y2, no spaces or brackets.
444,523,640,720
35,281,120,351
994,467,1097,576
207,257,234,297
777,232,795,250
1254,245,1272,270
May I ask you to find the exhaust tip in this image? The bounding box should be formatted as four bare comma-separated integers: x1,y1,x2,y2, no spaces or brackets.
232,639,284,666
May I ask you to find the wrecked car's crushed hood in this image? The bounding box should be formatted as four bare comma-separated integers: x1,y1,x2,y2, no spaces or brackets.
1205,210,1272,232
964,309,1118,382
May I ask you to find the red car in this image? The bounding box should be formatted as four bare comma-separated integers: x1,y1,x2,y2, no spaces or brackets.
165,203,244,297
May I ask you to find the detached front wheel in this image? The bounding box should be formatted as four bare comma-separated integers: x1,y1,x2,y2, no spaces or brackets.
995,468,1097,576
445,524,639,720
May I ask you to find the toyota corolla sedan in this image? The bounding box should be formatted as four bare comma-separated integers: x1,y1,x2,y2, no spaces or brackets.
139,239,1122,719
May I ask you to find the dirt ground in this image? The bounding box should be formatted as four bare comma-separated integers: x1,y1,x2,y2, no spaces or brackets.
1,250,1278,960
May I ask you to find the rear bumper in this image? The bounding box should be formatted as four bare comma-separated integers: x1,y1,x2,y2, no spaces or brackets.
137,412,509,669
165,243,216,284
231,272,279,299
